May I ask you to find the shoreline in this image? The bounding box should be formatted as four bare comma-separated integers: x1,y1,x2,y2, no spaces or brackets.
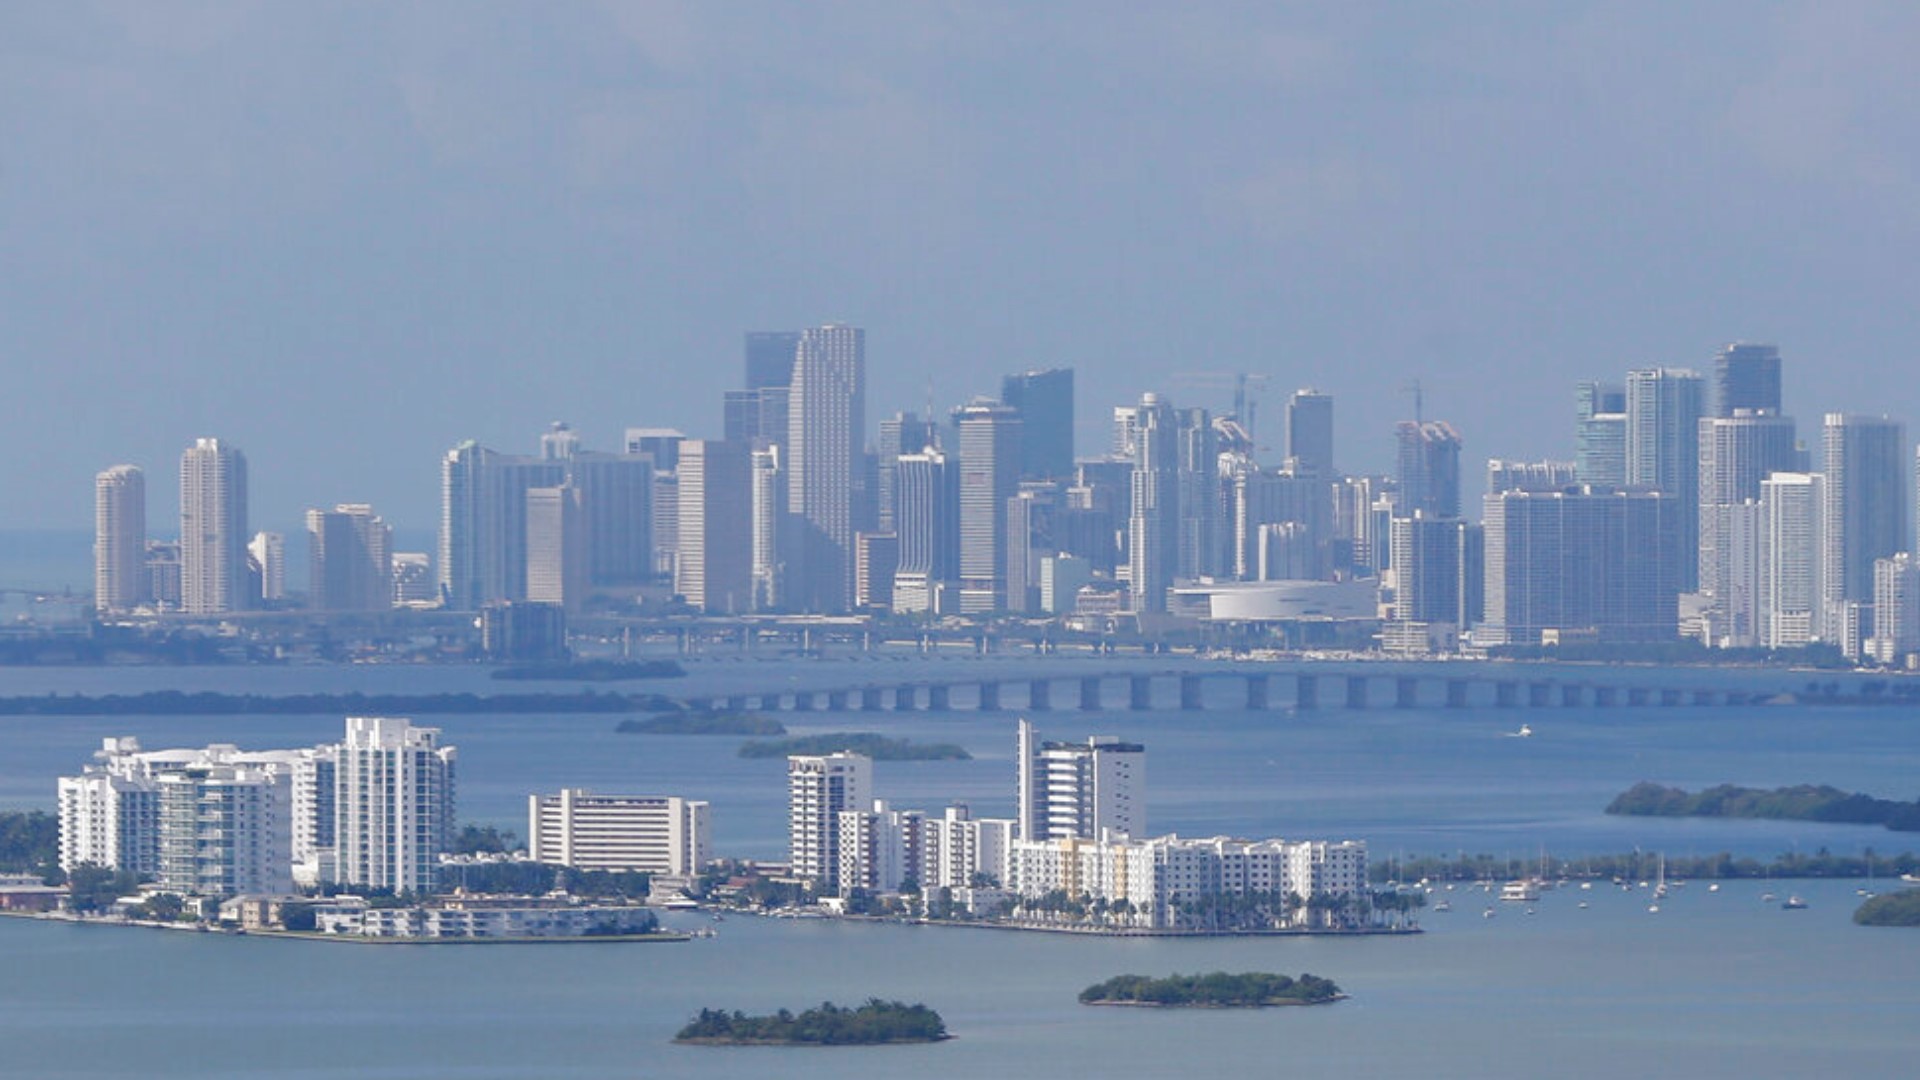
0,910,690,945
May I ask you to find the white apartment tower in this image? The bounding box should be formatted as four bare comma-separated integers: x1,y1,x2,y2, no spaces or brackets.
335,718,456,895
528,790,712,876
1128,393,1179,613
179,438,249,614
787,751,870,894
1760,472,1825,648
94,465,147,614
156,763,292,897
249,532,287,603
1015,719,1145,842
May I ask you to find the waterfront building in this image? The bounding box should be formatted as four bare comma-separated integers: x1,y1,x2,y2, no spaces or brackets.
920,804,1015,891
891,447,958,614
1015,719,1144,842
1481,485,1680,645
565,451,656,588
1823,414,1908,647
527,790,711,876
1698,410,1799,642
1626,368,1705,592
853,532,899,611
335,718,457,896
787,752,870,895
1486,459,1578,495
314,898,658,939
1759,472,1824,648
439,441,566,610
1001,368,1075,481
94,465,146,614
56,749,160,877
954,400,1022,612
1285,389,1335,478
1003,833,1369,930
1387,512,1464,653
836,800,925,896
1127,393,1179,613
179,438,249,614
1395,420,1463,519
785,324,865,612
749,445,784,610
675,439,752,613
1869,553,1920,667
1713,342,1783,418
307,504,394,612
1233,470,1331,581
156,762,291,897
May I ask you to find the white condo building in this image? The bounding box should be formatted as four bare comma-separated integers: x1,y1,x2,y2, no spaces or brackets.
1016,719,1144,841
94,465,147,614
528,790,711,876
921,804,1015,891
788,752,870,893
836,800,924,896
179,437,250,615
156,763,291,897
335,718,457,895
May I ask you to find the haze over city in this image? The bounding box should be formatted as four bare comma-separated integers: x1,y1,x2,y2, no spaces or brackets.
7,2,1920,535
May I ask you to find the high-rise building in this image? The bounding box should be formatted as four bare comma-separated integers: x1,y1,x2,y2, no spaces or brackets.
539,421,580,461
1015,720,1145,842
675,440,752,614
391,552,435,606
744,330,801,391
785,324,865,612
524,484,587,611
307,504,394,612
528,790,711,876
1128,393,1179,613
1390,513,1463,626
1823,414,1908,640
1870,553,1920,667
566,451,655,588
1574,379,1629,488
954,400,1022,612
1481,486,1681,645
249,532,287,604
1285,389,1335,477
836,800,925,897
1758,466,1820,641
179,438,249,615
94,465,146,614
1176,407,1221,579
1005,483,1061,614
1001,368,1075,481
156,763,291,897
1395,420,1463,519
1697,410,1799,632
788,752,870,894
621,428,685,473
1626,368,1705,592
749,445,785,611
875,411,936,534
1487,460,1578,495
1713,343,1783,419
892,448,957,613
335,718,456,895
438,441,567,611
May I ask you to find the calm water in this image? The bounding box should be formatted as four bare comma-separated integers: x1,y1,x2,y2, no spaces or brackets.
2,656,1918,1076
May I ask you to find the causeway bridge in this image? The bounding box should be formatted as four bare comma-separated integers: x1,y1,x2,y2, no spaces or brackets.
679,665,1790,715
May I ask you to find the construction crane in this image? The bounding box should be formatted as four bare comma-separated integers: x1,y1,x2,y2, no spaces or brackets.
1170,371,1271,446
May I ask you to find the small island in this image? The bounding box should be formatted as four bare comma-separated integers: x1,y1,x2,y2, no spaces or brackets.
616,711,786,736
674,1000,950,1046
1079,972,1344,1008
1607,781,1920,833
1854,890,1920,927
738,733,971,761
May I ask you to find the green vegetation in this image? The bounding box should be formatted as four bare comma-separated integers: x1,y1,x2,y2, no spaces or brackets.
0,690,677,716
616,711,786,735
674,1000,949,1045
65,864,141,914
1079,972,1343,1007
436,861,650,900
738,733,970,761
1854,890,1920,927
450,825,517,856
0,810,58,877
1607,782,1920,833
492,659,686,681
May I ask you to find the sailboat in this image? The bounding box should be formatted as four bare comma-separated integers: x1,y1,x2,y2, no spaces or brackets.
1648,854,1666,913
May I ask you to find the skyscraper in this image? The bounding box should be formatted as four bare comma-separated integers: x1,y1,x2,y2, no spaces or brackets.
1395,420,1463,519
524,484,587,611
745,330,801,391
1285,389,1335,477
1626,368,1705,592
94,465,146,614
249,532,286,603
749,445,784,611
788,751,870,894
307,504,394,612
335,718,457,895
1575,381,1628,486
1390,513,1463,627
1000,368,1074,481
1823,414,1908,641
1127,393,1179,613
1176,407,1221,579
786,324,865,613
1759,472,1824,648
892,447,958,613
179,438,249,615
954,400,1022,612
1697,410,1798,621
1713,343,1783,418
1482,486,1681,645
875,410,935,534
438,441,566,611
676,440,753,614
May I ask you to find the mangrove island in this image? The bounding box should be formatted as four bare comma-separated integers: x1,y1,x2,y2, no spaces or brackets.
1080,972,1344,1008
674,1000,950,1046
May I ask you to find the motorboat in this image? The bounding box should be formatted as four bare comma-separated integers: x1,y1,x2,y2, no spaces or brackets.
1782,895,1809,910
1500,880,1541,903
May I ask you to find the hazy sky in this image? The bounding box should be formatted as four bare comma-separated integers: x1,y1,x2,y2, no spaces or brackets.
6,2,1919,539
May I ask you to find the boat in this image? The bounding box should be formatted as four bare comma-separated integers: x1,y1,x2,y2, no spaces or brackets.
1707,883,1720,893
1500,880,1540,903
1503,724,1534,738
1782,895,1809,910
1432,899,1452,913
1577,901,1589,909
1902,872,1920,885
1761,891,1778,903
1483,907,1496,919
